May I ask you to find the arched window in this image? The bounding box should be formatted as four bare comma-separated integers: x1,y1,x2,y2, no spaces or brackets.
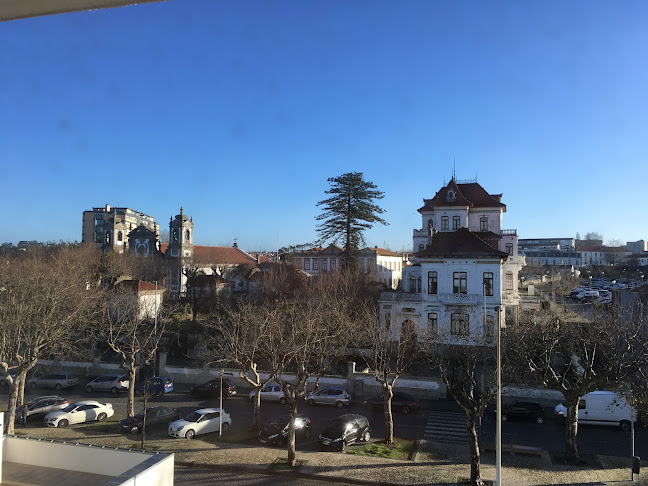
385,312,391,333
185,229,191,241
447,190,455,202
172,228,179,243
117,231,123,242
480,216,488,231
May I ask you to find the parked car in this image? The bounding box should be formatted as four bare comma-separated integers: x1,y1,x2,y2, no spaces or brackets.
168,408,231,439
44,400,114,427
119,406,181,434
258,414,312,446
135,377,174,396
498,401,545,424
306,387,351,408
318,414,371,451
249,382,290,404
27,372,79,391
16,396,69,421
363,392,420,414
85,374,129,394
189,379,237,399
554,391,635,431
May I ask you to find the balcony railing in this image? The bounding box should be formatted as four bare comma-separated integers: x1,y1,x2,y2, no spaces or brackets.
501,229,517,236
436,293,482,304
380,292,422,302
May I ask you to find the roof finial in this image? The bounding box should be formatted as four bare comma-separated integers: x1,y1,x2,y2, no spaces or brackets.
453,158,456,181
180,206,183,215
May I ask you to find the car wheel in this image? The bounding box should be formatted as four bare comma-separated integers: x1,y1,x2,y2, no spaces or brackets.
185,429,195,439
501,414,508,422
55,384,62,391
340,440,347,451
221,422,230,432
620,420,631,432
86,386,93,393
402,405,411,414
111,387,118,394
58,419,69,428
361,430,370,442
279,397,287,405
97,412,107,422
307,399,315,407
536,416,545,424
304,428,311,439
130,426,140,434
336,401,344,409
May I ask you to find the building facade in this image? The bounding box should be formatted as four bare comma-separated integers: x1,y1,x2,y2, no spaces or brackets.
379,178,525,344
82,205,160,253
292,244,404,289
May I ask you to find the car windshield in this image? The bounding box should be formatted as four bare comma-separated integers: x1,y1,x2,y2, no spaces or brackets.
184,411,204,423
62,404,78,412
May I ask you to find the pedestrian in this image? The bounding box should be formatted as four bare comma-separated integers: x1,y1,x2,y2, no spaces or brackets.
20,404,27,426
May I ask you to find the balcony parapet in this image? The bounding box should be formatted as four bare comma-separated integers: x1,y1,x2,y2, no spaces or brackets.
501,229,517,236
379,292,422,302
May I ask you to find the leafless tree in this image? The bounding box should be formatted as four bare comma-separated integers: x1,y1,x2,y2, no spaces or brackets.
99,283,168,418
506,307,648,463
0,246,101,433
551,271,581,313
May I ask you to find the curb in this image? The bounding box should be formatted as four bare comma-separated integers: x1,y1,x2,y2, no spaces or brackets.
175,460,404,486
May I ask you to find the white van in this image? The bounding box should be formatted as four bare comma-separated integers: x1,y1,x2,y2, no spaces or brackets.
554,391,635,431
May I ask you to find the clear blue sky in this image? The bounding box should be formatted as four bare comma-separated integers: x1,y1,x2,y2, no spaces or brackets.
1,0,646,252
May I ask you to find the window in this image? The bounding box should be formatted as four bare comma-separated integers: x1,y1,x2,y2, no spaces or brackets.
428,271,438,294
480,216,488,231
484,315,495,337
304,259,310,270
172,228,179,243
313,259,319,270
185,229,191,241
321,259,327,271
453,272,467,294
451,313,469,336
441,216,449,230
452,215,460,230
330,259,336,269
418,244,424,252
483,272,494,296
506,271,514,291
366,260,372,272
447,190,455,201
427,313,437,336
117,231,123,242
505,243,513,255
408,276,421,293
385,312,391,333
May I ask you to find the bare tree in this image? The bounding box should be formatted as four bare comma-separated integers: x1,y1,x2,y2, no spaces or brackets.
506,307,648,463
100,282,167,418
0,246,101,433
551,271,581,313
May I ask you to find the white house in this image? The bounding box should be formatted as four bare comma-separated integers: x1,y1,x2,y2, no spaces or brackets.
379,178,525,344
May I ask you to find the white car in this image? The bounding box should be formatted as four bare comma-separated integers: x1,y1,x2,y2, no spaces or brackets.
168,408,231,439
248,382,290,404
44,400,114,427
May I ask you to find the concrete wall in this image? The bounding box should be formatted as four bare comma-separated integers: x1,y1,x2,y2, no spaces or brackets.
3,435,173,486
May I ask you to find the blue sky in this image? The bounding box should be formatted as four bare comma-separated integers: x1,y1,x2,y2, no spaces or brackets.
1,1,646,252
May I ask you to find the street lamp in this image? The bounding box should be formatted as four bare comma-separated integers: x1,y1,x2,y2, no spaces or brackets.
219,369,224,436
496,306,502,486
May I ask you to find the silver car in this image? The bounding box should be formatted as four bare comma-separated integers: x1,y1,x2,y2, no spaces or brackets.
85,374,129,394
17,396,69,421
27,372,79,391
249,383,290,404
306,387,351,408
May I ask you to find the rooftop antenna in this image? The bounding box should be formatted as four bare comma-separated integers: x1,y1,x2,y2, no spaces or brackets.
453,158,456,180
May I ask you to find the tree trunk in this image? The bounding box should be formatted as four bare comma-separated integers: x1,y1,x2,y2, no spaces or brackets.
127,365,137,418
465,409,483,486
383,385,394,444
18,375,26,407
253,388,262,432
6,373,25,434
565,396,581,463
287,400,298,467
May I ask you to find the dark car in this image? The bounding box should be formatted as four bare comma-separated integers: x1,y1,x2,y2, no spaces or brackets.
135,377,174,397
499,401,546,424
119,406,182,434
318,414,371,451
258,414,312,446
189,379,237,399
363,392,420,414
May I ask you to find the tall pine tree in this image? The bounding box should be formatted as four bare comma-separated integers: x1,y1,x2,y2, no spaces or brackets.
316,172,388,267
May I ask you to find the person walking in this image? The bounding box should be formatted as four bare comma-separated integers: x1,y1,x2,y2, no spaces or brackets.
20,404,27,426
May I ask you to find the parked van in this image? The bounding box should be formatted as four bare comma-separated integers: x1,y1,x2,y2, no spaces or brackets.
554,391,635,431
576,290,600,302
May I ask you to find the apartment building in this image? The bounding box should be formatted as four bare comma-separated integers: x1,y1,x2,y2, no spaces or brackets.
82,205,160,253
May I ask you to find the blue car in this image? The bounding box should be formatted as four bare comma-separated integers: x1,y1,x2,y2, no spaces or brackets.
135,377,174,397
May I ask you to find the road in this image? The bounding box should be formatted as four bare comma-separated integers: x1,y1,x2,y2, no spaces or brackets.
5,384,646,460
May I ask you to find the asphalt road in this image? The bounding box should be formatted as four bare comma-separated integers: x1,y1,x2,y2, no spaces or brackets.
5,384,646,460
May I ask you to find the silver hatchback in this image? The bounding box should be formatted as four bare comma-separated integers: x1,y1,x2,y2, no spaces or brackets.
85,374,129,394
306,387,351,408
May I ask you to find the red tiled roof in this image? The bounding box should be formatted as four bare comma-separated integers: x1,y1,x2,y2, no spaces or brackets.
160,243,257,265
576,245,603,252
415,227,509,259
418,180,506,213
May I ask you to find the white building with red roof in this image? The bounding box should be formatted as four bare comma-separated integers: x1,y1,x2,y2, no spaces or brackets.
380,178,525,344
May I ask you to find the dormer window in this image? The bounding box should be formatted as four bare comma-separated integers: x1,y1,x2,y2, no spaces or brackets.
447,190,455,202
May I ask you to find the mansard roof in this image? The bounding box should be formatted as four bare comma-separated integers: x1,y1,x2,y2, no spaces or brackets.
418,179,506,213
415,227,509,259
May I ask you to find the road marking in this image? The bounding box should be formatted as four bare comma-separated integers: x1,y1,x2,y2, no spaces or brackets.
424,411,470,444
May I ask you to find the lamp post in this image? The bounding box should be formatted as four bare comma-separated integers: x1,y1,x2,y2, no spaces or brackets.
219,369,224,436
496,306,502,486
